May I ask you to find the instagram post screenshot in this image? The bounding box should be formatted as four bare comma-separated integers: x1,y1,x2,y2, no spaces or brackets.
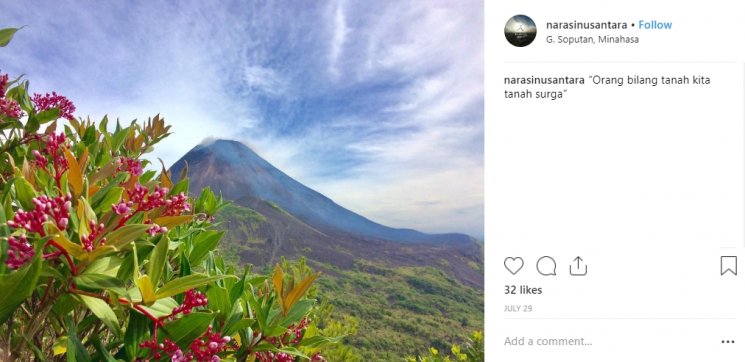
491,1,744,361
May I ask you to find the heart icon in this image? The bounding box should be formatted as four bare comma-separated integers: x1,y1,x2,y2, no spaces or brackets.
504,257,524,275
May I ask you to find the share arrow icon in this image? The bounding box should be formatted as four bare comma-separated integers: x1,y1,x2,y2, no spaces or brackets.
570,256,587,276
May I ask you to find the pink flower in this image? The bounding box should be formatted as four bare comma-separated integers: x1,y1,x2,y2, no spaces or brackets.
311,353,327,362
189,325,231,361
164,192,191,216
0,98,21,118
139,338,181,361
128,184,169,212
5,234,34,269
112,201,131,215
33,133,69,177
171,289,208,316
8,194,72,235
0,73,8,98
147,224,168,236
118,157,144,177
81,221,106,252
32,92,76,121
0,73,23,119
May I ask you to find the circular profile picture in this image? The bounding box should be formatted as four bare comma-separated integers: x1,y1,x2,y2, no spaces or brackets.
504,15,537,47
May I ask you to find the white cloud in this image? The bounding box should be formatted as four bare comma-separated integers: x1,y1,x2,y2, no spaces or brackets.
0,0,484,238
243,66,289,97
328,0,349,78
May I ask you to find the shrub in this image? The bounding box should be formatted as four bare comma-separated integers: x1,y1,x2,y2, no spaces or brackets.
0,27,337,361
407,331,484,362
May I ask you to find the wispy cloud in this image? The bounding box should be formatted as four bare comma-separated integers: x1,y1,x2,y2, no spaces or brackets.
0,0,484,238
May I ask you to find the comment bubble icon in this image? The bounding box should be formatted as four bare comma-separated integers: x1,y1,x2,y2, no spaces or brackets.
537,256,557,276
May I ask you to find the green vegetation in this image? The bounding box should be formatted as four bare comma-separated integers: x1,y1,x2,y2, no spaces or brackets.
408,331,484,362
0,28,338,361
314,262,484,361
215,204,271,266
214,200,485,361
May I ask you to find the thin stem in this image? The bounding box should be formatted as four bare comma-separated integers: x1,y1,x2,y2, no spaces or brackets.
45,240,77,275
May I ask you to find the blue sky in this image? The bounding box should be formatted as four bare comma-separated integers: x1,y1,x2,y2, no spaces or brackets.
0,1,483,238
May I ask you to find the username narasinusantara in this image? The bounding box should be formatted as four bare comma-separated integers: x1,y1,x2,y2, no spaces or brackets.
547,21,628,30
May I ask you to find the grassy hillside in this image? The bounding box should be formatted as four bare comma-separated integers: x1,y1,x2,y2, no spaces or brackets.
314,261,484,361
214,204,484,361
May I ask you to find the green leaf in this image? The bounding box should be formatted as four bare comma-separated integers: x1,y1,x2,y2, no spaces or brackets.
299,335,344,348
153,215,193,229
34,108,60,124
65,315,92,362
76,197,96,238
91,335,118,362
124,311,150,360
279,299,314,329
41,264,66,281
99,224,150,252
82,125,96,145
206,285,231,322
277,346,308,360
162,312,214,348
138,297,179,319
170,177,189,196
0,27,21,47
25,116,40,133
189,230,223,265
22,333,48,361
0,254,42,323
223,301,249,336
148,234,169,287
92,186,123,214
115,242,151,281
77,294,121,338
84,256,122,277
13,176,37,210
44,222,86,260
155,273,236,300
179,251,191,277
74,273,128,296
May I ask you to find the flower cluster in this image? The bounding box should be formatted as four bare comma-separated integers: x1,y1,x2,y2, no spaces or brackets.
128,184,169,212
147,224,168,237
171,289,208,316
0,73,7,96
118,157,144,177
140,326,231,362
139,338,180,361
7,194,72,234
163,192,191,216
257,351,295,362
115,184,191,226
5,234,34,269
257,351,327,362
80,221,106,252
0,73,22,119
32,91,76,120
33,133,68,179
186,326,232,361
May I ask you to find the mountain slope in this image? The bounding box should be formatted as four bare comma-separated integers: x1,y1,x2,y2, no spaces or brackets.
169,139,484,359
169,139,475,244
